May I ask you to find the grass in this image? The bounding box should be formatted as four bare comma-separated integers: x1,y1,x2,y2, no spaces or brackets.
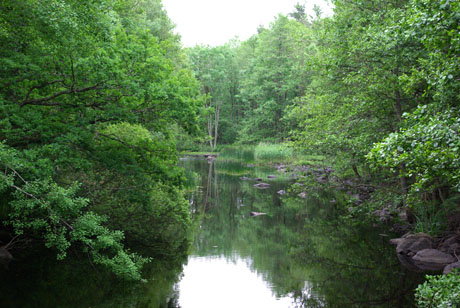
253,143,326,165
181,143,326,167
254,143,293,163
217,145,255,163
180,151,219,156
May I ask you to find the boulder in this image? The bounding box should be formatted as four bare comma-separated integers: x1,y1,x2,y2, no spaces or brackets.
412,249,456,271
298,192,307,199
373,208,392,222
393,235,434,255
240,176,249,180
267,175,277,179
440,235,460,255
0,247,13,268
250,212,266,217
277,190,286,195
254,183,270,189
390,235,435,271
254,177,263,182
443,261,460,275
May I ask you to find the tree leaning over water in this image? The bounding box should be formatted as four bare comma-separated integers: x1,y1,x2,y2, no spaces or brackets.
0,0,202,280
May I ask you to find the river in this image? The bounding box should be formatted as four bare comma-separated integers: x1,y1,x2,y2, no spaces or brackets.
0,156,422,307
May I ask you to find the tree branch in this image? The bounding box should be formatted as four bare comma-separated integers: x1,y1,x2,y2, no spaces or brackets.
20,83,103,107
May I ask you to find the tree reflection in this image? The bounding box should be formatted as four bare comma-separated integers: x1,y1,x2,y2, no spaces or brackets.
184,158,423,308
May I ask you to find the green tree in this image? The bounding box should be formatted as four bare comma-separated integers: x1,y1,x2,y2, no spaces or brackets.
0,0,201,280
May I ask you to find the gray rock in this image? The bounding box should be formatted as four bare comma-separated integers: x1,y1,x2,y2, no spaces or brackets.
240,176,249,180
440,235,460,254
443,261,460,275
254,177,263,182
413,249,456,271
254,183,270,189
0,247,13,268
250,212,266,217
373,208,392,222
298,192,307,199
267,175,277,179
317,176,328,183
391,235,435,271
394,235,434,255
277,190,286,195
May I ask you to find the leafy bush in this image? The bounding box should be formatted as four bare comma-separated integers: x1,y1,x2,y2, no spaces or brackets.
416,272,460,308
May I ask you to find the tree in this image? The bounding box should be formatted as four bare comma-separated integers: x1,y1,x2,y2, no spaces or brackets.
0,0,201,280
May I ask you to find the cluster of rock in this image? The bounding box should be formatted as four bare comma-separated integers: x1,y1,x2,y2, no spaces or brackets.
240,175,279,190
390,234,460,274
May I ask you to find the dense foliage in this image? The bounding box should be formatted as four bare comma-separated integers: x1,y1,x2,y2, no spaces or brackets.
0,0,201,280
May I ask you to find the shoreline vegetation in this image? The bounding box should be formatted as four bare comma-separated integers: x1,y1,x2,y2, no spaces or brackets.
1,0,459,307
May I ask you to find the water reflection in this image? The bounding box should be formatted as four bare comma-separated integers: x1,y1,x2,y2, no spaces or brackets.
179,157,423,308
178,256,293,308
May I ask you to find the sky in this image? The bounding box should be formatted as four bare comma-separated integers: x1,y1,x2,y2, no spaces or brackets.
161,0,334,47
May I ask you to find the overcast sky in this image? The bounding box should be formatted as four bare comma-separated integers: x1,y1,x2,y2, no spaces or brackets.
161,0,334,47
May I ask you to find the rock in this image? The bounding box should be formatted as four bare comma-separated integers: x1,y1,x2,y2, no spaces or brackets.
440,235,460,254
254,183,270,189
267,175,277,179
443,261,460,275
373,208,392,222
277,190,286,195
413,249,456,271
254,177,263,182
399,210,408,222
293,182,304,186
240,176,249,180
391,235,435,271
330,199,336,204
298,192,307,199
0,247,13,268
317,176,328,183
250,212,266,217
247,164,255,168
394,235,434,255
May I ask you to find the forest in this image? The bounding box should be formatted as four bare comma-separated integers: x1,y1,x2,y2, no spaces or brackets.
0,0,459,307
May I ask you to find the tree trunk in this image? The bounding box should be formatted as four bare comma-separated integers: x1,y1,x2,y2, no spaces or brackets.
213,103,220,149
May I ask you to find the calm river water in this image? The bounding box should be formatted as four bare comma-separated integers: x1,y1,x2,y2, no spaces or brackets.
0,156,422,307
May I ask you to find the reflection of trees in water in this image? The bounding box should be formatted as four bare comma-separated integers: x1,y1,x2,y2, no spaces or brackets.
184,159,423,308
0,242,187,308
290,206,424,308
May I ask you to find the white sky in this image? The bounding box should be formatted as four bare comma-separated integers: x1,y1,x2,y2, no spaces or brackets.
162,0,334,47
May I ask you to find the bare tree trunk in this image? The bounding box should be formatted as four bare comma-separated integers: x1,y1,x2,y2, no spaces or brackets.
208,113,213,149
213,103,220,149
